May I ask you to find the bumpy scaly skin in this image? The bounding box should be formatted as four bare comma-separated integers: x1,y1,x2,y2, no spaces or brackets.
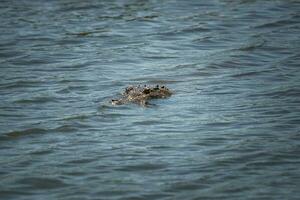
111,85,172,106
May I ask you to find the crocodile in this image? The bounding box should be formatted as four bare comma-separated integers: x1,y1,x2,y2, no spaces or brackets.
111,85,172,106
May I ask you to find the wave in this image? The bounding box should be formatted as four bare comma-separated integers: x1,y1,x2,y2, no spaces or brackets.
2,128,48,140
16,177,69,189
236,39,266,51
0,124,82,141
14,96,58,104
1,80,44,89
231,70,267,78
249,87,300,99
254,18,298,29
116,163,167,172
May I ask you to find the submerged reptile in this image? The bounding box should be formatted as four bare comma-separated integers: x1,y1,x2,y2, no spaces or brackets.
111,85,172,106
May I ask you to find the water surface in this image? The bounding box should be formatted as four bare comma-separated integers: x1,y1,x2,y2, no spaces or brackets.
1,0,300,199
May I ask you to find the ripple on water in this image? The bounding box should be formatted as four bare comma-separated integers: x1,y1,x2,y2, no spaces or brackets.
53,125,79,133
16,177,69,190
14,96,59,104
254,18,299,29
0,124,82,141
116,163,168,172
2,128,48,140
1,80,45,89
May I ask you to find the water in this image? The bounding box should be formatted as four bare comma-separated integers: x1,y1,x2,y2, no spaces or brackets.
1,0,300,199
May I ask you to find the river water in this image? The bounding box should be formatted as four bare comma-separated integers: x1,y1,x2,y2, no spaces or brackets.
1,0,300,199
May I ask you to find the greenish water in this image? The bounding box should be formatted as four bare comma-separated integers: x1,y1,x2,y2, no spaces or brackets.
1,0,300,199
